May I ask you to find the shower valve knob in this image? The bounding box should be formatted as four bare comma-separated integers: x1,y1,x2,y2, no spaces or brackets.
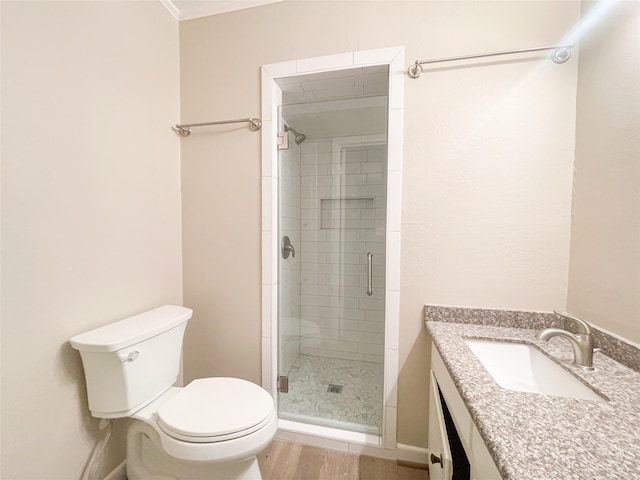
281,236,295,259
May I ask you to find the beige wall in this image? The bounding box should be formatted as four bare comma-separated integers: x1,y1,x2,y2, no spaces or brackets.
567,0,640,343
1,2,181,478
180,1,580,448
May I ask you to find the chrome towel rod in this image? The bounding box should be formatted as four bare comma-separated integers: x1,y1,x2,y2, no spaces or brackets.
173,117,262,137
408,43,575,78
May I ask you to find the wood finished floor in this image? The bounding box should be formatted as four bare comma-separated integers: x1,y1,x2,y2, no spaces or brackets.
258,440,429,480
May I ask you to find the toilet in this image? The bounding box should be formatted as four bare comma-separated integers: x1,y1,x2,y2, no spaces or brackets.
70,305,277,480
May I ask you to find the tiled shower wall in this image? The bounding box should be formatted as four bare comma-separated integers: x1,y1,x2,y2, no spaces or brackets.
279,140,301,376
298,138,387,363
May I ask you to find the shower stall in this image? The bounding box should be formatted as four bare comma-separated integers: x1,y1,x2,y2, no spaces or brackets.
261,47,404,449
275,66,389,436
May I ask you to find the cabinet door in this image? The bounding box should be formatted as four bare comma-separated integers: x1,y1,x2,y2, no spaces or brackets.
428,371,453,480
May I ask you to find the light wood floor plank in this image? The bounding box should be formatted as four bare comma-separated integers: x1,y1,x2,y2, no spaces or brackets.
258,440,428,480
319,448,359,480
359,455,399,479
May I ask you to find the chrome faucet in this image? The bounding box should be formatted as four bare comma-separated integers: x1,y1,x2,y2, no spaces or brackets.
536,311,595,370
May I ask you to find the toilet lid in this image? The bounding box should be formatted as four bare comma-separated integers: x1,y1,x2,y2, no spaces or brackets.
156,377,274,443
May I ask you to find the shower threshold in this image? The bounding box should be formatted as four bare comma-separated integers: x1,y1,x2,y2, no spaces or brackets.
277,418,383,448
279,410,380,436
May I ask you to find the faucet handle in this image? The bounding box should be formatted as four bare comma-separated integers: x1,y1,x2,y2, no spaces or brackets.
553,311,593,335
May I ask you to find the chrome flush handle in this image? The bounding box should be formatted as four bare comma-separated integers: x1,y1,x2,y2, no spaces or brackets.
118,350,139,363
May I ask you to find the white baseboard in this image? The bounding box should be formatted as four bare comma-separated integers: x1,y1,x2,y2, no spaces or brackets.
104,441,427,477
103,460,126,480
396,443,429,465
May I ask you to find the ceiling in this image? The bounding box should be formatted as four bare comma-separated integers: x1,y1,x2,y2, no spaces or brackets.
277,66,390,140
160,0,283,21
277,66,389,105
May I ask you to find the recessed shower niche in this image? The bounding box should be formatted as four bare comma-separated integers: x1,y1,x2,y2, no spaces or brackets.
261,47,404,448
320,197,375,230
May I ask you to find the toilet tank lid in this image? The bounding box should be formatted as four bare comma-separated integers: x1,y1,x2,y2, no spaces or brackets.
69,305,192,353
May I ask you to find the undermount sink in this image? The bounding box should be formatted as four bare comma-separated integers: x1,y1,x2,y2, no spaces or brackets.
465,339,605,402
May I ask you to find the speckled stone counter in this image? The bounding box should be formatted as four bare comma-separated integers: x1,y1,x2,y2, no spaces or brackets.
424,307,640,480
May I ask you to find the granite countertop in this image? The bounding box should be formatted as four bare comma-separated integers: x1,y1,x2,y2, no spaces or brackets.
425,317,640,480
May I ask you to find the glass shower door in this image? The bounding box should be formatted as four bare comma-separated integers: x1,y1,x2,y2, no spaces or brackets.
276,109,303,405
276,96,388,435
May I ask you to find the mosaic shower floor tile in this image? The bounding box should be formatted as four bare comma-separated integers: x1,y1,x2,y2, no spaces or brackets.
278,355,383,434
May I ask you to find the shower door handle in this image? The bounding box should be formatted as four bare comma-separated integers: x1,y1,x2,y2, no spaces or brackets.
366,252,373,296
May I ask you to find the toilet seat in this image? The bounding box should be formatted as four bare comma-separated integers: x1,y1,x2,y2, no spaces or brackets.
156,378,275,443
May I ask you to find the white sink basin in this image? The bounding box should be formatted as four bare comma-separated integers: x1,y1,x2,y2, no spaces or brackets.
465,339,604,402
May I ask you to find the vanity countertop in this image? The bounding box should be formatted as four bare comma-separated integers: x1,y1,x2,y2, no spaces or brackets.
425,320,640,480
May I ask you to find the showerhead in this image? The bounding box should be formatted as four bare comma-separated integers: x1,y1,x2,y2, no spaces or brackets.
284,125,307,145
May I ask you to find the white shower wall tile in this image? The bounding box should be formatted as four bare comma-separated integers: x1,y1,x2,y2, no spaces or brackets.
385,231,401,291
387,108,403,171
261,71,273,122
388,48,404,111
359,343,383,356
299,139,387,362
261,230,274,285
385,290,400,351
384,350,399,407
301,337,358,354
365,332,384,344
261,120,274,177
384,406,398,450
262,336,272,390
387,170,402,232
261,176,273,231
365,309,384,322
360,317,385,331
262,284,272,338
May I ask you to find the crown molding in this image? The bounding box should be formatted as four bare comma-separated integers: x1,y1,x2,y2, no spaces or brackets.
159,0,283,21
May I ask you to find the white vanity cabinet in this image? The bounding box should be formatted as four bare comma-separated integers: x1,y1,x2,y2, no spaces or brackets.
428,370,453,480
429,345,503,480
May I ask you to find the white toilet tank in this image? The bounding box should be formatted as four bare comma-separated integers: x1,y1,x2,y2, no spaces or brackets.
70,305,193,418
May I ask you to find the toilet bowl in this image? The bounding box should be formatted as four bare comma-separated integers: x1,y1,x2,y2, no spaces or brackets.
128,378,277,479
70,305,277,480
